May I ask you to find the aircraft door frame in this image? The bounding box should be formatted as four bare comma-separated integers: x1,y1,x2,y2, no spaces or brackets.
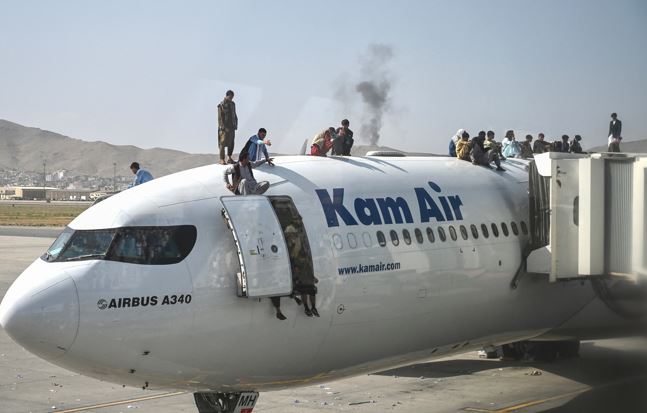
220,196,293,298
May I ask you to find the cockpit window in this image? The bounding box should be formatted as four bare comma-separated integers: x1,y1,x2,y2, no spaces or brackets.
41,225,197,265
42,227,74,262
59,229,115,261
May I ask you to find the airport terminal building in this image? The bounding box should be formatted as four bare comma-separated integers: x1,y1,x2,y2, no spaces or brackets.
0,186,103,201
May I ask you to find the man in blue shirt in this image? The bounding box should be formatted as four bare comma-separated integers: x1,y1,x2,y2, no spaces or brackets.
246,128,274,164
129,162,154,187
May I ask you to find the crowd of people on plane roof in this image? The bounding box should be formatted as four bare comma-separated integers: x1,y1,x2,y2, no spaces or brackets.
449,129,585,168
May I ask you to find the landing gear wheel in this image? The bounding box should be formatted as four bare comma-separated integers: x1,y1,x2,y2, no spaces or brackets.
194,392,259,413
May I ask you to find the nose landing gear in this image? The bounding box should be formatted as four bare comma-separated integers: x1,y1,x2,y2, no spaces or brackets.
193,391,259,413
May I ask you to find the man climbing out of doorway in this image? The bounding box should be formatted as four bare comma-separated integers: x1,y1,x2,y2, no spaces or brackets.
285,224,319,317
223,151,273,195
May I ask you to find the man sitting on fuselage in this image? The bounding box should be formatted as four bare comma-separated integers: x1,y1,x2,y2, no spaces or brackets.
223,152,273,195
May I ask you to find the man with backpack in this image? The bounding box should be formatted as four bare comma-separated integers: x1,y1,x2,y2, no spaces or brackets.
223,152,273,195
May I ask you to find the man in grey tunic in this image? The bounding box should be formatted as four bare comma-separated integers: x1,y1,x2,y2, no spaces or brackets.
223,152,273,195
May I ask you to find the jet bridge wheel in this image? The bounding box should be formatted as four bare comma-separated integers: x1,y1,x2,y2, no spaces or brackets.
194,391,258,413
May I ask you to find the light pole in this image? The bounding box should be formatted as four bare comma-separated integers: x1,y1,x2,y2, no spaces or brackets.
113,162,117,192
42,161,46,200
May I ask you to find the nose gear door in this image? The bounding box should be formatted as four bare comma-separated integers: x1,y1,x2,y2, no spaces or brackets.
220,195,293,298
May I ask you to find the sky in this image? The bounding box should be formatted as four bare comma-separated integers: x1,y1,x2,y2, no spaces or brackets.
1,0,646,155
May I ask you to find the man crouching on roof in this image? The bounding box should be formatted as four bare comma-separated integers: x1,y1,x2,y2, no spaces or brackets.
223,151,273,195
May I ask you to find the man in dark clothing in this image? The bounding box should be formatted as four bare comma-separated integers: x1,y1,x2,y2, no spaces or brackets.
520,135,534,159
608,113,622,152
335,119,354,155
560,135,571,153
609,113,622,140
332,127,347,155
570,135,584,153
471,131,504,171
533,133,550,154
217,90,238,165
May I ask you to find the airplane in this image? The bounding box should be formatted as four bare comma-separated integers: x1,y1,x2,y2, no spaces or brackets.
1,152,646,413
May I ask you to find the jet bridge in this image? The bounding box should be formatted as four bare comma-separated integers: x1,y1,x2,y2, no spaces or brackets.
526,152,647,283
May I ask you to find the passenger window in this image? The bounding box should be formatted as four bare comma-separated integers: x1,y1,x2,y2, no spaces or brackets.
460,225,468,240
402,229,412,245
481,223,489,238
501,222,509,237
491,223,499,237
347,233,358,249
426,227,435,243
390,230,399,246
449,225,457,241
377,231,386,247
362,232,372,248
511,222,519,236
437,227,447,242
414,228,424,244
520,221,529,235
333,234,343,249
470,224,479,239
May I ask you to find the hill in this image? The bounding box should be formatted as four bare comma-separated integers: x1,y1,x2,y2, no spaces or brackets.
0,119,217,178
587,139,647,153
0,120,426,178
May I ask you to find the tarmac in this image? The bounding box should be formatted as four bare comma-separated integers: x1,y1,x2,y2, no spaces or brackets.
1,230,646,413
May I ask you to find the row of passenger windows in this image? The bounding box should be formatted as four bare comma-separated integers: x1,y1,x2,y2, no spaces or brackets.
333,221,528,250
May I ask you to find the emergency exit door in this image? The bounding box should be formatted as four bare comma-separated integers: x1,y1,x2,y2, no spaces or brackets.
220,196,293,298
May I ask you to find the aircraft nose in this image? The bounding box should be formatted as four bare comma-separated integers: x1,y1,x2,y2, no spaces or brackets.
0,276,79,360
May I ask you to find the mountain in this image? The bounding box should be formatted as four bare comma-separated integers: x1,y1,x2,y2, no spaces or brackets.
0,119,217,178
0,120,429,178
587,139,647,153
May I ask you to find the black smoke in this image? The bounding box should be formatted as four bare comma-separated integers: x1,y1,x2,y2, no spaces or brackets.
355,44,394,145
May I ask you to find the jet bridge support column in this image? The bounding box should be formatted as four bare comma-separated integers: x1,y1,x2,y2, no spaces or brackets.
527,152,647,283
577,158,605,276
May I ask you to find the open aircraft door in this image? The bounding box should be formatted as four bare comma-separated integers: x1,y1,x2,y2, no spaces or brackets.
220,196,293,298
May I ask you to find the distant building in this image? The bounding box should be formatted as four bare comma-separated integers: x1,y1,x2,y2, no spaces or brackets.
0,186,94,201
46,189,93,201
0,186,57,200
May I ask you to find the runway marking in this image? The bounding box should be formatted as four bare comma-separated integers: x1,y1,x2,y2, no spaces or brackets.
53,391,186,413
463,387,588,412
463,373,647,413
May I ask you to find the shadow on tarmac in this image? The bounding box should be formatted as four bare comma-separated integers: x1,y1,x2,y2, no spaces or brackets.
375,340,647,412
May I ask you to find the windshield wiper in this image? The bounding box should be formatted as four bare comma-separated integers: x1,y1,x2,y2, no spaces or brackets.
66,253,106,261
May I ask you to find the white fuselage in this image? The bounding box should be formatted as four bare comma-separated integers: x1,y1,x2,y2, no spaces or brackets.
0,156,636,392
